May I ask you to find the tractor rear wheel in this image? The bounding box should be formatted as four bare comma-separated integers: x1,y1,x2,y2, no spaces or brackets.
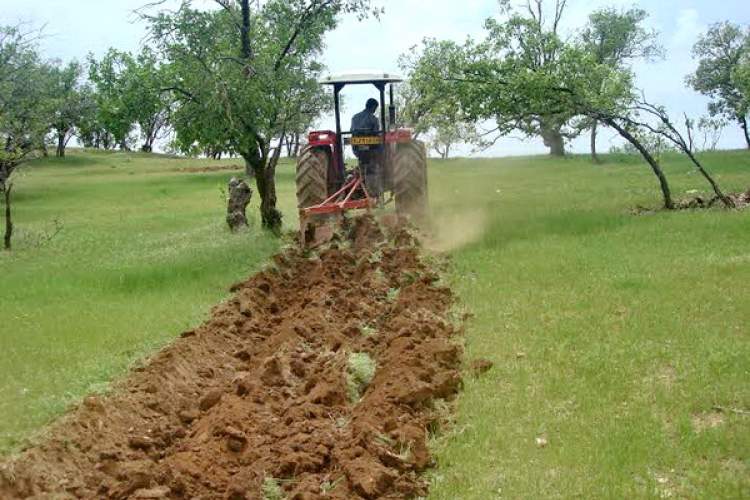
296,147,330,209
393,140,428,219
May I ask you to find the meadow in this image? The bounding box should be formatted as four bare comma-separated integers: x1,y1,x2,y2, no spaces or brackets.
1,148,748,498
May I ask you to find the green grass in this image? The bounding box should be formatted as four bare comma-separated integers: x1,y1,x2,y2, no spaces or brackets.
425,151,750,499
0,149,286,452
1,147,749,499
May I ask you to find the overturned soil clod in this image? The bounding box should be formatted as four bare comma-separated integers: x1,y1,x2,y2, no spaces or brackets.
0,215,463,499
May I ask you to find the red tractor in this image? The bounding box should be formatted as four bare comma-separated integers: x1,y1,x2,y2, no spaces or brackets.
296,72,427,246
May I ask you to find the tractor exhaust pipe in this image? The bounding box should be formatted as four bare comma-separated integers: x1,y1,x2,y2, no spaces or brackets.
389,85,396,130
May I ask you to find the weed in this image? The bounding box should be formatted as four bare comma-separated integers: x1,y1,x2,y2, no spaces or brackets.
360,323,377,337
368,249,383,264
346,352,376,402
385,287,400,303
400,270,420,286
261,476,285,500
320,476,344,494
372,268,388,285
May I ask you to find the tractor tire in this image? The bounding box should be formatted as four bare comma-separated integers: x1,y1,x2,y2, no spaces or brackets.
393,140,428,219
296,147,330,209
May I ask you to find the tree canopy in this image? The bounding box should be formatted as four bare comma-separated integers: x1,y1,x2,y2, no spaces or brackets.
145,0,376,229
687,22,750,149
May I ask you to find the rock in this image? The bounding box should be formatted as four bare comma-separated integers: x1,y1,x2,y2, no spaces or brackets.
225,426,247,453
233,373,256,397
198,389,223,411
128,435,155,451
260,356,286,387
178,409,200,424
114,460,153,497
307,382,346,406
83,396,105,412
133,485,171,498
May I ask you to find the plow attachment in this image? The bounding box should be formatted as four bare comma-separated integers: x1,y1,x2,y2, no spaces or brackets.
299,173,376,248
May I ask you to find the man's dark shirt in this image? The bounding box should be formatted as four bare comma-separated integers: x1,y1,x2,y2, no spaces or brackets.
351,109,380,134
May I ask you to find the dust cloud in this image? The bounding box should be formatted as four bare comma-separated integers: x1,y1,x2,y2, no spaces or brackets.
424,209,489,253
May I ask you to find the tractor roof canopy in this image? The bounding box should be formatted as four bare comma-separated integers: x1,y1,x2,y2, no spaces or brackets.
320,71,403,86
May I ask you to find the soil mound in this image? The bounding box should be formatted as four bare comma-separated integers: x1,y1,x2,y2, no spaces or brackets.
0,216,463,499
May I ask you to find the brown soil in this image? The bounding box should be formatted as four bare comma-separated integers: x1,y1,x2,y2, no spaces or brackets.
0,216,463,499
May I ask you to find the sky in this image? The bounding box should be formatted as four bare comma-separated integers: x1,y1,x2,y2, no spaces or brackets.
1,0,749,156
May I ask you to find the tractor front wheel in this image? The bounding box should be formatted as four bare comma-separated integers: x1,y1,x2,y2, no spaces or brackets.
393,140,428,220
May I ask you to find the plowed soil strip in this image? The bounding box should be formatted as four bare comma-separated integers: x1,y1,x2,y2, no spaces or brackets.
1,217,462,499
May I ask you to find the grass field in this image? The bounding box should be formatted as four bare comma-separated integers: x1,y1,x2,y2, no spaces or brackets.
1,148,749,498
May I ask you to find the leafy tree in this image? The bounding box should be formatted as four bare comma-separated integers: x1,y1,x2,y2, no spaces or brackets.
88,49,137,150
579,6,662,162
145,0,376,230
0,25,48,249
427,120,477,159
45,60,87,157
75,86,114,149
88,48,171,152
129,48,171,152
479,0,578,156
399,44,483,158
733,47,750,117
687,22,750,149
405,3,578,156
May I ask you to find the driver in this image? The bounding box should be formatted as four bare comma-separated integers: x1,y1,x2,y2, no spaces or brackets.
350,98,382,197
350,98,380,134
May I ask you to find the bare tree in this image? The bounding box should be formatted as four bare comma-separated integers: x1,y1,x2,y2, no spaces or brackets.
622,100,734,208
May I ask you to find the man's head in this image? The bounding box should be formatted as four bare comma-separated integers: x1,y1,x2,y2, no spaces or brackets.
365,98,379,113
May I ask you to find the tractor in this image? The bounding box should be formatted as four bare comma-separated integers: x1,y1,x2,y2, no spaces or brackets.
295,71,428,246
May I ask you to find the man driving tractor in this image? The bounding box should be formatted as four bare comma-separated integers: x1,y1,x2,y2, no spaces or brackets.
350,98,383,196
351,98,380,134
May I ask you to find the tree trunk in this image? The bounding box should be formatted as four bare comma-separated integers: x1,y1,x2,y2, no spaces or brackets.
3,182,12,251
590,120,600,163
255,166,282,230
292,133,300,158
541,123,565,156
56,133,66,158
285,137,293,157
603,117,674,210
741,116,750,150
226,177,253,231
242,147,282,231
684,149,734,208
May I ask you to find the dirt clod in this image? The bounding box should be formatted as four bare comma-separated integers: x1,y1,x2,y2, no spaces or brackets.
0,215,463,499
198,389,222,411
470,358,494,377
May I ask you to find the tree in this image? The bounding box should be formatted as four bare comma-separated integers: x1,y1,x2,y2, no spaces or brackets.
398,45,483,157
405,1,582,156
75,86,114,149
46,60,87,157
146,0,376,230
0,25,48,250
128,48,171,152
480,0,578,156
579,6,662,162
88,48,171,152
733,47,750,118
687,22,750,149
88,49,137,150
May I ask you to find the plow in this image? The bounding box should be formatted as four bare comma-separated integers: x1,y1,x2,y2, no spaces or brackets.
296,72,428,246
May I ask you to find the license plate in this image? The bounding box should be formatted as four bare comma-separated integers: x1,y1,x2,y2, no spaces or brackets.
350,136,382,145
